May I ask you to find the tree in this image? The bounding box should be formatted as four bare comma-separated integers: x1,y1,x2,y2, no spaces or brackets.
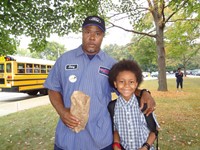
15,47,32,57
31,41,66,61
165,17,200,75
103,44,133,61
0,0,100,53
100,0,200,91
130,37,157,72
0,30,17,55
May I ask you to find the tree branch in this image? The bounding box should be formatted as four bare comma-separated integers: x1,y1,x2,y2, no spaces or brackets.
168,18,200,22
107,21,156,38
165,0,188,23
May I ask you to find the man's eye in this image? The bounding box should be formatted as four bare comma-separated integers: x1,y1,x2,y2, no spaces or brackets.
83,30,89,34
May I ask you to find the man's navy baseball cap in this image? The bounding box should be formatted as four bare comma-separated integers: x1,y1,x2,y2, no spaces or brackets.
82,16,106,32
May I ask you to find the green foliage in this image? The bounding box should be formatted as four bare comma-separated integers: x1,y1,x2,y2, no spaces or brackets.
103,44,134,61
130,37,157,72
165,12,200,70
15,48,32,57
103,37,158,72
31,41,66,60
15,41,66,61
134,13,154,32
0,30,17,55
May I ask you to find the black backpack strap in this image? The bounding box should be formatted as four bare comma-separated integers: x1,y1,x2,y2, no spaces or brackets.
136,96,158,133
136,96,159,150
107,99,117,132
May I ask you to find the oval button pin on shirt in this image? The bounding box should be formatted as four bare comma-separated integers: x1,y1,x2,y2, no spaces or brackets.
69,75,77,83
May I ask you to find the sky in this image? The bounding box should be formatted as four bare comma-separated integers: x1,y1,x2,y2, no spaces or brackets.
19,18,133,50
19,27,133,50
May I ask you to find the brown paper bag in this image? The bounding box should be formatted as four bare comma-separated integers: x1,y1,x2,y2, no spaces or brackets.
70,91,90,133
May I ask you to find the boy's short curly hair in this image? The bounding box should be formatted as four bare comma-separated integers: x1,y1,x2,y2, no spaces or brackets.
108,59,143,88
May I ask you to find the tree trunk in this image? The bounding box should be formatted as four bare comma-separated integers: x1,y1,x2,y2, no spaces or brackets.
183,55,187,77
156,26,168,91
151,0,168,91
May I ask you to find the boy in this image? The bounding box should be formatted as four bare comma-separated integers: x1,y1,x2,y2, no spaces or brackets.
108,60,159,150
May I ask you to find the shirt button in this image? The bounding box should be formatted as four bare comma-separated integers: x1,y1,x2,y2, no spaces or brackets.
129,139,133,142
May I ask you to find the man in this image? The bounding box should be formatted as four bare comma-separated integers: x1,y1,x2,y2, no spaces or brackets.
44,15,156,150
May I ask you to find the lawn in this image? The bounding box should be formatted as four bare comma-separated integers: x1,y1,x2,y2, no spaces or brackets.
0,77,200,150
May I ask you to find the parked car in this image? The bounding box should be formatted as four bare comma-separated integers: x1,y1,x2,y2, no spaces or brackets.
151,71,158,77
190,69,200,76
142,72,150,78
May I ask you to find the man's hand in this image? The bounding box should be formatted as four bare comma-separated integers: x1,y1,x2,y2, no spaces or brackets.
140,91,156,116
48,90,80,129
60,108,80,129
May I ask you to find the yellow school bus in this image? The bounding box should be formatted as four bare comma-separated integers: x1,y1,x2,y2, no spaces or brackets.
0,55,55,95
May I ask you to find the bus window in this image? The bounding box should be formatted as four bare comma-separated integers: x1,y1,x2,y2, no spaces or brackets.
0,64,4,73
41,65,46,73
6,63,11,73
18,63,25,73
47,65,52,73
26,64,32,73
34,64,40,73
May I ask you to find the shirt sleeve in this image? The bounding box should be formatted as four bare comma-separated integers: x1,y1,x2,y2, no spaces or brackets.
44,59,62,92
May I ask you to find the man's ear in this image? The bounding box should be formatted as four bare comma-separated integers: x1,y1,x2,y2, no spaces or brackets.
114,81,117,88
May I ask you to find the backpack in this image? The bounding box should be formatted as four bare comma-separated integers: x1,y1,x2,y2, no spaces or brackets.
107,96,158,150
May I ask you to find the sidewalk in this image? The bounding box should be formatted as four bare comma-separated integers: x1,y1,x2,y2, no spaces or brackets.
0,96,50,117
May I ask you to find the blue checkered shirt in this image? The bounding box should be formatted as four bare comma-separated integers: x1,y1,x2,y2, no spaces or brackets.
113,95,155,150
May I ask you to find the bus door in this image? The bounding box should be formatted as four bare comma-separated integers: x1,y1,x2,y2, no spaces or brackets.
0,61,13,91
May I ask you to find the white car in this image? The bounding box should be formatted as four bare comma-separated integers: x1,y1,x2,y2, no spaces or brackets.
151,71,158,77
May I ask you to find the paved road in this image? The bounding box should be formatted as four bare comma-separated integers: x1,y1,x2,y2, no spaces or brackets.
0,92,31,102
0,92,50,117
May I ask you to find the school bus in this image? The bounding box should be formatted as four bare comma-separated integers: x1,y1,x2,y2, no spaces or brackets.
0,55,55,95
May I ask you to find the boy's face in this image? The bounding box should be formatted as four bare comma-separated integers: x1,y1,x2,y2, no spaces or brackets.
114,70,138,101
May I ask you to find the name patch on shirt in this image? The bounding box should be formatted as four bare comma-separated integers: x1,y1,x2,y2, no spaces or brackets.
99,66,110,76
66,64,78,70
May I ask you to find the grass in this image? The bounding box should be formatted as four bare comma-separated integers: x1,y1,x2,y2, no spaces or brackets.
0,77,200,150
0,105,58,150
140,77,200,150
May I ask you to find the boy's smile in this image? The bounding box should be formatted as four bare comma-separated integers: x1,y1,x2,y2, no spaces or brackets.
114,70,138,101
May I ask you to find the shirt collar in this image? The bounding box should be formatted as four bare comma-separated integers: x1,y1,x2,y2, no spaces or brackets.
76,45,104,61
118,95,137,107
